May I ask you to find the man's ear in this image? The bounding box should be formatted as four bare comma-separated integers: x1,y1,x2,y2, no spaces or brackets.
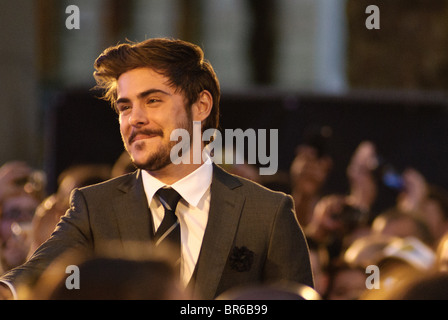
192,90,213,123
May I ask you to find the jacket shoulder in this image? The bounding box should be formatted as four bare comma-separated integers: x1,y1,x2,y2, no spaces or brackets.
78,170,139,194
213,164,290,201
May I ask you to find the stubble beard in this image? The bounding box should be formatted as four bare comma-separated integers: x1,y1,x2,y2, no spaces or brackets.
125,113,193,172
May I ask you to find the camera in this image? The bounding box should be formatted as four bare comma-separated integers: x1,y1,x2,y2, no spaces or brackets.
374,156,404,191
331,203,367,232
381,166,404,190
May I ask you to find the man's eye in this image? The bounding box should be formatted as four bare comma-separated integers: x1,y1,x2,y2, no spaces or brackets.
147,98,161,104
118,105,131,113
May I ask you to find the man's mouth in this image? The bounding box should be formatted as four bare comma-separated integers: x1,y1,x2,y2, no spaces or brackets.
129,130,163,144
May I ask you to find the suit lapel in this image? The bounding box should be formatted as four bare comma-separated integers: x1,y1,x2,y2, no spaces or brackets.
112,170,154,246
193,165,244,299
111,167,244,299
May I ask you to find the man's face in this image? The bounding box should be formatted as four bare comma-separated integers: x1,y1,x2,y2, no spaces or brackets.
116,67,192,171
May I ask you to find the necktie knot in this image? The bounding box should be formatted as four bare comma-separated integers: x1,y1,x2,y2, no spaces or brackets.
156,187,182,213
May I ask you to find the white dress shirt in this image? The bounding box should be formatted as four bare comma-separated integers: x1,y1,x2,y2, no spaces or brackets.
141,157,213,287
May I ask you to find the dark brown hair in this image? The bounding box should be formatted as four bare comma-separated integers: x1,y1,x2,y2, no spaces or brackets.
93,38,220,132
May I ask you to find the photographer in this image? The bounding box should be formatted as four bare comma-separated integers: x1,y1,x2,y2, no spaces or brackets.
305,194,370,262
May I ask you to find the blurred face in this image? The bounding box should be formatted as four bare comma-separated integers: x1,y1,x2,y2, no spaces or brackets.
0,194,38,241
116,68,192,172
327,268,366,300
0,194,38,270
372,216,420,240
290,145,331,195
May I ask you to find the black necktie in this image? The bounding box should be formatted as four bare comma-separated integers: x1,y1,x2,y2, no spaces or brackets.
154,188,182,266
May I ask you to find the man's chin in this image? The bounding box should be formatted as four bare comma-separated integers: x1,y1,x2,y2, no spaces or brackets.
126,139,179,172
131,155,173,172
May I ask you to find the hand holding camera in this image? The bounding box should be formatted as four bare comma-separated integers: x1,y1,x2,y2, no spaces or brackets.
396,168,428,212
307,195,367,242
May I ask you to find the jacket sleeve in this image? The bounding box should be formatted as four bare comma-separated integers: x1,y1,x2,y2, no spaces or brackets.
263,194,314,288
0,188,93,292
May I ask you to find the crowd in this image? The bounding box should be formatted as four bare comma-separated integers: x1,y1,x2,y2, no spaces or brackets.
1,136,447,300
0,157,130,275
287,138,448,300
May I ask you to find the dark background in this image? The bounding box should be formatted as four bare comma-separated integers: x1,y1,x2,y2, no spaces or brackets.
45,88,448,213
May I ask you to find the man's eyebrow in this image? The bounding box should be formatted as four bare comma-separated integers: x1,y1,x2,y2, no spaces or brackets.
116,89,171,105
137,89,171,100
116,97,130,105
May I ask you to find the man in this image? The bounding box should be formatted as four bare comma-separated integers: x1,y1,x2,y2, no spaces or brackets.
0,38,313,299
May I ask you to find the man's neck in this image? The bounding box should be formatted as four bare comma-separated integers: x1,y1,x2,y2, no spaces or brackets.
144,162,204,185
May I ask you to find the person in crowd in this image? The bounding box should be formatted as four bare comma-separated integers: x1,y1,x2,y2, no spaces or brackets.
0,161,46,274
27,195,63,257
305,194,370,263
343,233,399,270
216,281,321,300
370,207,434,247
397,168,448,246
422,186,448,243
27,244,191,300
28,164,112,254
306,237,330,297
359,234,436,300
289,127,333,227
360,256,422,300
395,272,448,300
0,38,313,300
323,260,366,300
0,162,34,205
435,231,448,272
346,141,378,216
0,193,41,273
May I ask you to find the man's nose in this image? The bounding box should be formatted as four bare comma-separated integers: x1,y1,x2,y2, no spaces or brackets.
128,104,148,127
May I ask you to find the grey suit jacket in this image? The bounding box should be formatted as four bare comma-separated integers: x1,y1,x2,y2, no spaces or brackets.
1,164,313,299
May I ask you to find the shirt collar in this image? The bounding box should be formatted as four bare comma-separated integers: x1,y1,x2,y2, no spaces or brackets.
141,155,213,208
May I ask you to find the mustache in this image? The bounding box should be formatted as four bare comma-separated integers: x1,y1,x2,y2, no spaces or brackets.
128,129,164,144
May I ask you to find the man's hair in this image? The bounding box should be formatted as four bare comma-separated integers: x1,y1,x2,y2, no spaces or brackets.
93,38,220,131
